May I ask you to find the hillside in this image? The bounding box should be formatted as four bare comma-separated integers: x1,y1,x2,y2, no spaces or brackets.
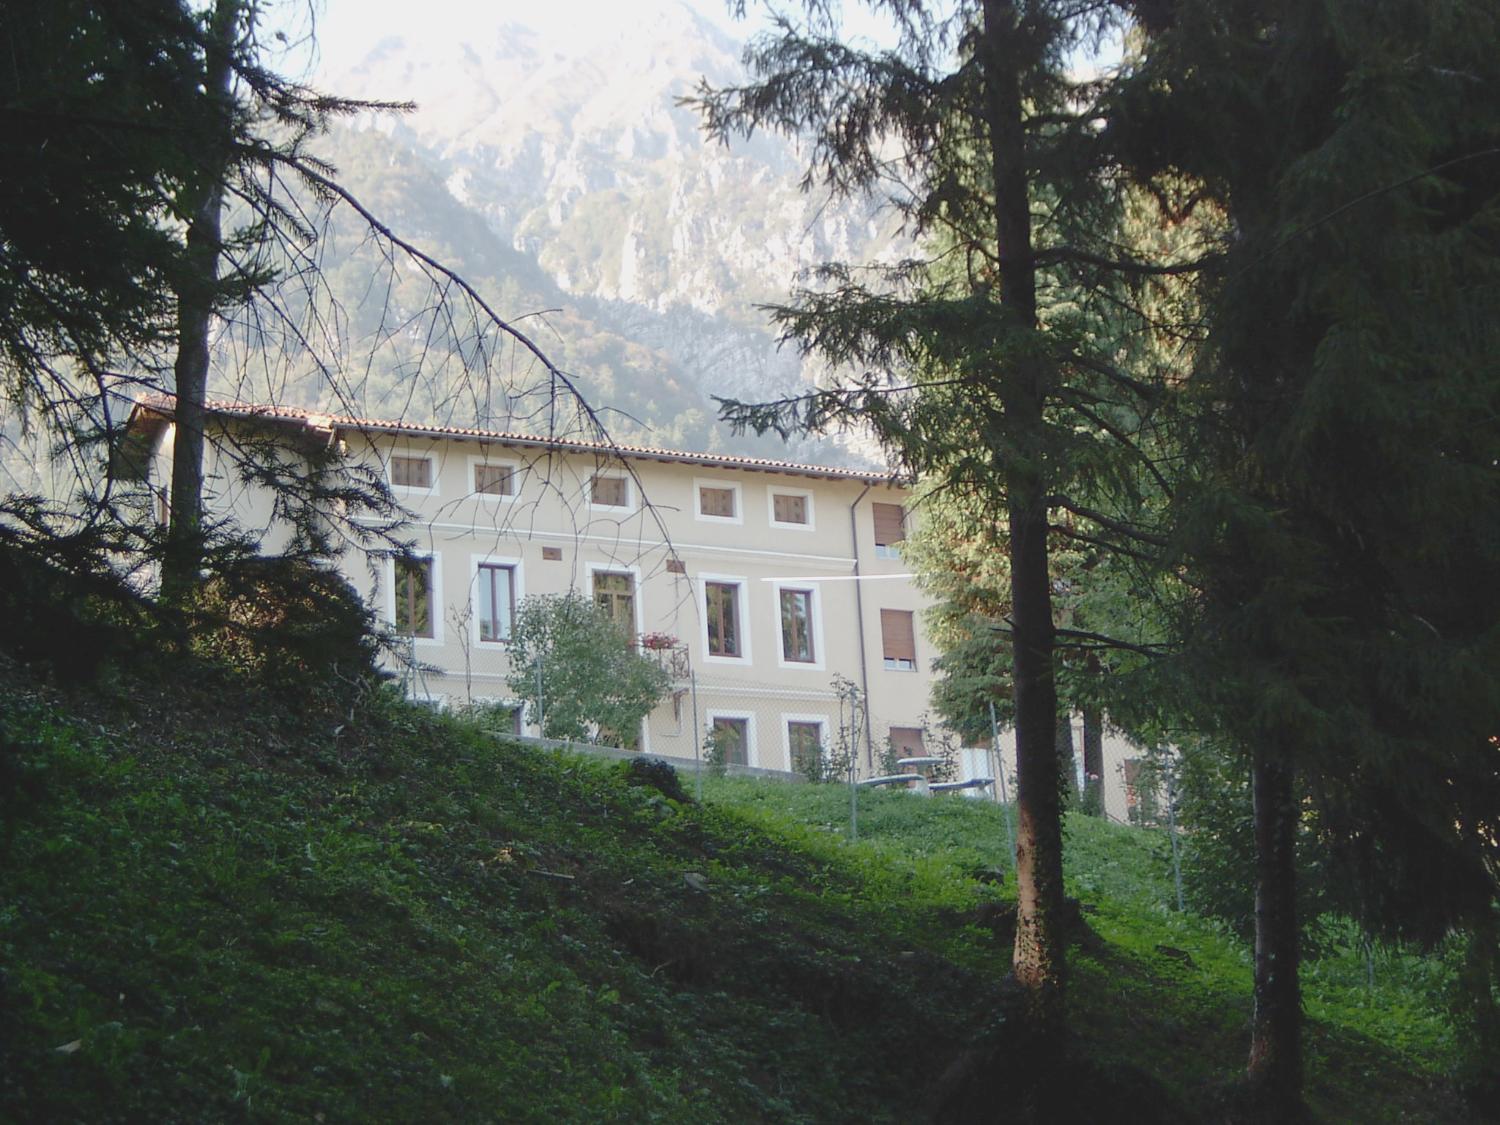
0,613,1477,1121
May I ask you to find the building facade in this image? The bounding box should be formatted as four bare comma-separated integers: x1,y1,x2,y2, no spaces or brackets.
134,400,943,778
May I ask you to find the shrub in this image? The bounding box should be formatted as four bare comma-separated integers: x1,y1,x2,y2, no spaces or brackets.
188,556,382,713
505,592,670,747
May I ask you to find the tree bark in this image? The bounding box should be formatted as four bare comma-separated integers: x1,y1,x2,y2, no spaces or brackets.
982,0,1066,1025
1247,744,1303,1119
160,0,237,605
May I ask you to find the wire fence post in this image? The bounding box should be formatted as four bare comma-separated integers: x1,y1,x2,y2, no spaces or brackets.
1164,750,1185,912
990,701,1016,873
851,690,863,842
534,657,545,738
690,668,703,802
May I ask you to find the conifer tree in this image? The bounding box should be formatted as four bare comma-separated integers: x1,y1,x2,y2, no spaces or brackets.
692,0,1196,1025
1114,0,1500,1112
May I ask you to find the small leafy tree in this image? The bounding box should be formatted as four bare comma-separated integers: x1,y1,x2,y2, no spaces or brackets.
505,592,669,748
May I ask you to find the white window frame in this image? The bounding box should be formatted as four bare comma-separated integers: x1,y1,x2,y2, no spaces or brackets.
699,571,752,665
706,709,758,769
467,453,521,502
387,550,443,647
693,476,744,525
585,561,645,638
767,484,816,531
771,579,825,671
408,690,448,710
470,553,524,648
781,714,829,774
587,470,635,513
387,448,440,498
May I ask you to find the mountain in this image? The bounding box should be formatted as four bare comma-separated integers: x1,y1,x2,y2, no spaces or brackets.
286,1,902,464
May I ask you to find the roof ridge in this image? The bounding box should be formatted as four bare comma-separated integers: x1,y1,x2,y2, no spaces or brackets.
134,394,902,484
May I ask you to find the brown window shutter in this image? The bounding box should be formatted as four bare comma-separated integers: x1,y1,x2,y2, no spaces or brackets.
872,502,905,546
880,609,916,663
474,462,512,495
392,455,432,489
773,492,808,524
591,475,627,507
700,486,736,518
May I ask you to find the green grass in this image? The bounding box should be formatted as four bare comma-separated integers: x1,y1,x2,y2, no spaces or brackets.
702,777,1472,1121
0,657,1476,1122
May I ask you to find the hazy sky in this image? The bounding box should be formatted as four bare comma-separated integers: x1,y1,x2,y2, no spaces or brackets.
274,0,901,83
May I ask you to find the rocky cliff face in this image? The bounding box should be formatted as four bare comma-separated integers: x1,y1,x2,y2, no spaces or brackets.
316,1,899,462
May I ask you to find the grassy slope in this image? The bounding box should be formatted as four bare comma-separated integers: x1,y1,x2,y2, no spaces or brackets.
0,659,1473,1122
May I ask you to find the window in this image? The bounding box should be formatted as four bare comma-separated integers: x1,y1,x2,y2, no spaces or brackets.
705,581,742,658
873,502,906,558
476,563,515,642
699,485,736,519
474,462,514,497
590,474,628,508
881,608,916,670
710,716,749,766
779,588,816,663
771,490,810,526
394,557,434,638
391,454,432,490
787,720,824,776
592,570,636,633
888,726,925,759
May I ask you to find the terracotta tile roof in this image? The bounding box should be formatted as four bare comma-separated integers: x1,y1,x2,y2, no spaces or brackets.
132,394,902,485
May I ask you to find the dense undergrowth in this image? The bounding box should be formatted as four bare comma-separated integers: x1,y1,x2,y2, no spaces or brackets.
0,636,1480,1121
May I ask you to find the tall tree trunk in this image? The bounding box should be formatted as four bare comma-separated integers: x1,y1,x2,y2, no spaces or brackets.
1081,703,1104,816
1247,745,1303,1118
982,0,1066,1025
160,0,237,605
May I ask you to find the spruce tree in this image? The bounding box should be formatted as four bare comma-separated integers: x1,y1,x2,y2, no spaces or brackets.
691,0,1195,1026
1114,0,1500,1111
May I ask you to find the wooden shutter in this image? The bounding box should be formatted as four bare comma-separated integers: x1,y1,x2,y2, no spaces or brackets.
773,492,808,524
872,502,905,546
700,486,736,518
880,609,916,663
391,455,431,489
592,475,627,507
474,462,512,495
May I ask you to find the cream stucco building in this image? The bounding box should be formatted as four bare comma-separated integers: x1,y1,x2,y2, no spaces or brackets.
131,399,945,778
